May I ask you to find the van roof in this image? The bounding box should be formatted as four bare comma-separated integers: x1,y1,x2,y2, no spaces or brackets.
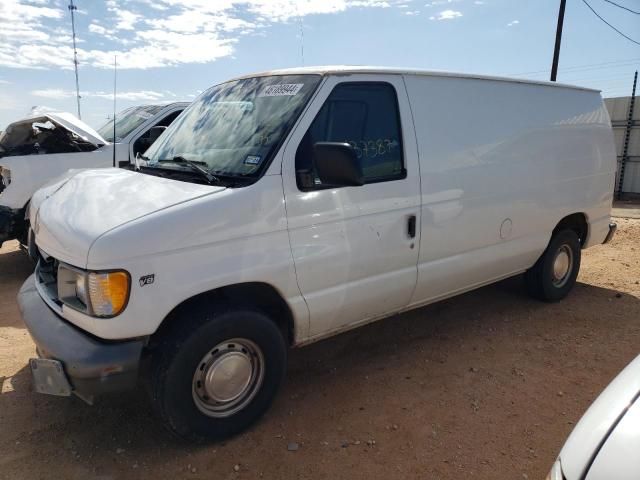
154,101,190,108
232,65,599,93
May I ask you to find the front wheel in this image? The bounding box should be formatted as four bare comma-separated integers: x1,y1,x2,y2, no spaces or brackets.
149,306,287,442
525,229,581,302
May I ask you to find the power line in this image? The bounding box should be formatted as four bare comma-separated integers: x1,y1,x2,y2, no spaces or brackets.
557,74,637,83
603,0,640,15
568,74,638,83
582,0,640,46
550,67,640,78
527,73,637,84
507,57,640,76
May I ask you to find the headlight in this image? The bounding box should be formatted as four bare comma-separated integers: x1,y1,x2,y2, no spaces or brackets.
58,265,130,317
58,265,89,310
75,273,88,306
87,271,130,317
546,459,564,480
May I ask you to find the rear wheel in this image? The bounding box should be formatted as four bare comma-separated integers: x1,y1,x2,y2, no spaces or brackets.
525,229,581,302
149,305,287,442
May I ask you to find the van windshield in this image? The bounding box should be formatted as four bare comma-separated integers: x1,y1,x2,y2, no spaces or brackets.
98,105,164,142
144,75,321,179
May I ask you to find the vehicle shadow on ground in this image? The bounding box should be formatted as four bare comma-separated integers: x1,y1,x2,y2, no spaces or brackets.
1,276,639,478
0,247,34,331
0,246,33,286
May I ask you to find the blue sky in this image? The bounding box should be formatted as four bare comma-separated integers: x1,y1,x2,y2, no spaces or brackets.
0,0,638,131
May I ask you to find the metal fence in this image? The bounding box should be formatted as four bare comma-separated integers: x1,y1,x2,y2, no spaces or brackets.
605,96,640,196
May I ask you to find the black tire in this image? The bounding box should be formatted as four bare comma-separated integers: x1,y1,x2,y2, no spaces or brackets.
149,305,287,442
525,229,581,302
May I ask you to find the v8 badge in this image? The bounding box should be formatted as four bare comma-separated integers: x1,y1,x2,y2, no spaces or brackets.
139,274,155,287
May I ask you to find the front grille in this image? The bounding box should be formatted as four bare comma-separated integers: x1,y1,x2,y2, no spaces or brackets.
36,255,62,307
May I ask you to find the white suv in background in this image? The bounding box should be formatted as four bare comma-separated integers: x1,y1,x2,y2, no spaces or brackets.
0,102,188,246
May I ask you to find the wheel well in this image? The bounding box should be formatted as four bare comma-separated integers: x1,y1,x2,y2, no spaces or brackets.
153,282,295,346
553,213,588,246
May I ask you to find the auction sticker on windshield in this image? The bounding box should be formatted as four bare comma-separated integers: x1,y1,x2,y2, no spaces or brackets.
244,155,261,165
259,84,304,97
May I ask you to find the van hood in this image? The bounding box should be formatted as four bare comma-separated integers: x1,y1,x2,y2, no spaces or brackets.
34,168,225,267
0,112,107,157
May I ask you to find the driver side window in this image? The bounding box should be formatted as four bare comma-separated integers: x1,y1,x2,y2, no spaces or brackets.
132,110,183,157
295,82,405,190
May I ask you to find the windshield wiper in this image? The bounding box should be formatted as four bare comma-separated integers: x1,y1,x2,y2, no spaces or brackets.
210,170,255,183
157,156,220,185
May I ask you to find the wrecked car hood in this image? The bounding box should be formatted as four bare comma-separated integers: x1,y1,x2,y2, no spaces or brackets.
44,112,107,146
34,168,225,267
0,112,107,155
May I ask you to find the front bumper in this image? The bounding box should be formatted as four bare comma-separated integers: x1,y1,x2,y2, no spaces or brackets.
603,222,617,244
18,274,145,401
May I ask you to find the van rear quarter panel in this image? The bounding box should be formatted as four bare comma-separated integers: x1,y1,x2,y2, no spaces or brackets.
403,74,615,306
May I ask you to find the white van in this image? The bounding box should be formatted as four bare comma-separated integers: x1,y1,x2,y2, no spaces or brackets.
0,102,188,246
18,67,617,442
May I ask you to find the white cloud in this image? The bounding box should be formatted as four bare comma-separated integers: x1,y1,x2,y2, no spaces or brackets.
0,1,72,69
31,88,171,102
0,79,9,84
425,0,461,6
1,0,410,70
507,19,519,27
113,9,140,31
88,23,108,35
30,89,73,99
429,9,462,20
81,31,235,69
106,90,168,101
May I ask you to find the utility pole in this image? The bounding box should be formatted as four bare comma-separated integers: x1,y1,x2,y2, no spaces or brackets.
112,56,117,168
550,0,567,82
68,0,81,119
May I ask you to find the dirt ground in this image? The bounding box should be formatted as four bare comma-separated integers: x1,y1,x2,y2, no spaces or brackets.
1,219,639,480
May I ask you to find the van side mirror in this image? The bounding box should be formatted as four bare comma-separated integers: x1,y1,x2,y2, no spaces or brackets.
147,125,166,144
134,126,167,158
313,142,364,187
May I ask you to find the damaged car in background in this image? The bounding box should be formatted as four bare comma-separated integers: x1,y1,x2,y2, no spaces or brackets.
0,103,187,247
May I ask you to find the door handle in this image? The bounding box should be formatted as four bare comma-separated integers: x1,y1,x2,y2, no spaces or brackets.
407,215,416,239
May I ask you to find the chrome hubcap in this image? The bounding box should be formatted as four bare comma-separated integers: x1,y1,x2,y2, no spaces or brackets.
192,338,264,418
552,245,573,287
